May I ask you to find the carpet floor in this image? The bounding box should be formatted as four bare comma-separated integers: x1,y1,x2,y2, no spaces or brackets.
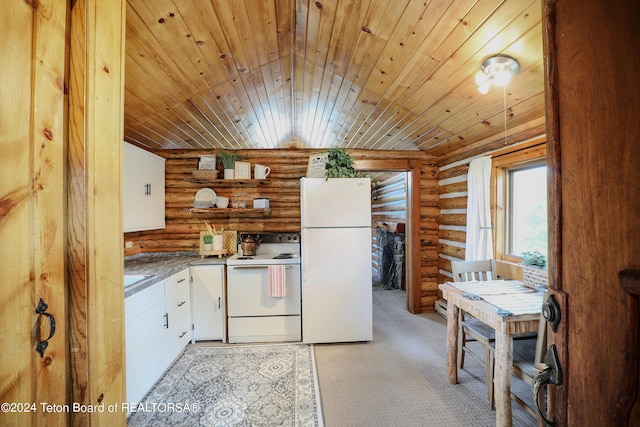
128,286,536,427
313,287,536,427
127,344,323,427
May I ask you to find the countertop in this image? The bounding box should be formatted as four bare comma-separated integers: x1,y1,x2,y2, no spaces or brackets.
124,252,227,298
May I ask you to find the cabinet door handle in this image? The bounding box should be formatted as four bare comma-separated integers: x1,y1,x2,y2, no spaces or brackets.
35,298,56,358
164,313,169,329
178,301,186,307
218,297,221,310
179,331,187,338
177,278,186,283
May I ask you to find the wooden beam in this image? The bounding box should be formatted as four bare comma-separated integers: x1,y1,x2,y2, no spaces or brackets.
68,0,127,425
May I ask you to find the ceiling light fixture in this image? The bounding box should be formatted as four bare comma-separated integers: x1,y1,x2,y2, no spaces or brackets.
475,55,520,94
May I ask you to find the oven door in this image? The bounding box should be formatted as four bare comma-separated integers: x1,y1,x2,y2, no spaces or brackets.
226,264,301,316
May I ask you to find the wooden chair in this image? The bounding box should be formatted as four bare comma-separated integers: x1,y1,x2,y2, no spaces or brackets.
451,260,497,408
492,259,523,281
509,304,548,425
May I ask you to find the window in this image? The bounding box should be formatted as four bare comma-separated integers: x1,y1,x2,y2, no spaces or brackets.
491,141,547,262
507,165,547,258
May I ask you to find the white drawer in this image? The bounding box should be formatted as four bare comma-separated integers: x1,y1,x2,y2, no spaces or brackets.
166,268,189,288
166,278,190,327
166,316,192,363
125,281,165,322
228,315,301,343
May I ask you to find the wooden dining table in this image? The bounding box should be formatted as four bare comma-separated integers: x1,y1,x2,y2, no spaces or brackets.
439,280,543,427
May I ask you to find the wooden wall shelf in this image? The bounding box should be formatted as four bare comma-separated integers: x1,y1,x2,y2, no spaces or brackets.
184,207,272,218
184,178,270,187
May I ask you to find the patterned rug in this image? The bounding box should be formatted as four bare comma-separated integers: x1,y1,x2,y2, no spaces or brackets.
127,344,323,427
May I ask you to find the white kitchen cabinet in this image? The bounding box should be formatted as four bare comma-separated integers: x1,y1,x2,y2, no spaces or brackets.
125,282,166,405
123,142,165,232
190,265,225,342
125,268,192,405
164,269,192,364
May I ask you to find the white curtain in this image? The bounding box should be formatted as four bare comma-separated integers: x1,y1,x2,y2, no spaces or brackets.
465,157,494,260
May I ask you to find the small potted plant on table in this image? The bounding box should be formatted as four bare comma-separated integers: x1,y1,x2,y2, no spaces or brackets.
522,250,548,289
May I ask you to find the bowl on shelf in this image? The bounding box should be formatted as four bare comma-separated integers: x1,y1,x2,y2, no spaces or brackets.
216,196,229,208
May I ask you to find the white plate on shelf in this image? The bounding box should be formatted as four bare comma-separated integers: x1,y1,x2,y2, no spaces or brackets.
195,188,217,202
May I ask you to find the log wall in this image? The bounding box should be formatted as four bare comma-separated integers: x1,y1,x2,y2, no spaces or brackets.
436,138,547,293
371,173,407,286
125,148,439,313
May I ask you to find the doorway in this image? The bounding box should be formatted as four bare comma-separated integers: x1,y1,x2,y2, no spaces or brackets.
370,171,408,293
355,158,421,313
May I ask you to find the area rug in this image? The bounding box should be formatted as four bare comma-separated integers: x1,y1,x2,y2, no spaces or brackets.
127,344,323,427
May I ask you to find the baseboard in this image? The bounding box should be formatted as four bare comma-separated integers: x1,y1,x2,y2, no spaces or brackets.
435,299,447,319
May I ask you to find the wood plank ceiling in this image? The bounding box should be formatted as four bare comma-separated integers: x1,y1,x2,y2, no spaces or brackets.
124,0,544,160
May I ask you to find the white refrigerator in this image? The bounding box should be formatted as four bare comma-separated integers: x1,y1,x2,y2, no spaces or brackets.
300,177,373,343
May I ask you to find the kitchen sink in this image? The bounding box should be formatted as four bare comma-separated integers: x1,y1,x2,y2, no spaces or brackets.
124,274,153,287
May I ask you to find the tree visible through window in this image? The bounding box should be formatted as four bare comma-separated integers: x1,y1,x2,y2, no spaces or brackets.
508,165,548,259
490,141,547,263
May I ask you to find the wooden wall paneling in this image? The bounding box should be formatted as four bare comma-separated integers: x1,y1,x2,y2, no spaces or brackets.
1,1,69,425
127,149,438,313
438,196,467,210
68,1,127,425
347,0,500,150
371,173,407,287
121,0,545,159
438,228,466,243
372,173,407,223
316,0,406,148
437,118,546,167
340,0,451,149
438,180,466,195
436,157,469,292
371,1,543,152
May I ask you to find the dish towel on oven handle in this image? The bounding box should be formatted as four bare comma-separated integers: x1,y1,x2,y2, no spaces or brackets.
268,265,286,297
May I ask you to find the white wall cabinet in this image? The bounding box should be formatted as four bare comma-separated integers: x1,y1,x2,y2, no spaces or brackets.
190,265,225,342
125,268,192,405
123,142,166,232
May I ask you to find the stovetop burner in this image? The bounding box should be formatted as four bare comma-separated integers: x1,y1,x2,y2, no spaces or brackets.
227,232,301,266
273,253,295,259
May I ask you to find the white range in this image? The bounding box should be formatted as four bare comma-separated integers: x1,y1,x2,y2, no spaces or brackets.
226,233,301,343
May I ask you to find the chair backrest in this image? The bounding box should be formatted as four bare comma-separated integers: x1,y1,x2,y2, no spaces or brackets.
492,259,524,281
452,260,495,282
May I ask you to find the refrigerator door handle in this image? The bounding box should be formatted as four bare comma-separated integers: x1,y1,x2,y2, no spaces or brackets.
302,237,307,282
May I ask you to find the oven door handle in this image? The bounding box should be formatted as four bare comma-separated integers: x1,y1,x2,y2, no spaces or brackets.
229,265,295,270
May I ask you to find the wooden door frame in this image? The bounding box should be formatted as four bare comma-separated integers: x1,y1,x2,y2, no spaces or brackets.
543,0,640,424
354,158,422,314
67,0,127,425
541,2,567,422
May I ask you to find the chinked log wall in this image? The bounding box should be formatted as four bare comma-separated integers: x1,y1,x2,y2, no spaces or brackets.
125,148,440,312
436,138,547,288
371,174,407,284
436,160,469,285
